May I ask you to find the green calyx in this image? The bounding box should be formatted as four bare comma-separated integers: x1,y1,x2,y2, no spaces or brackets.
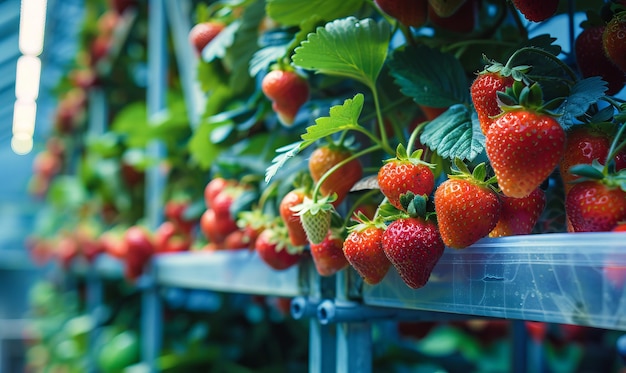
385,143,435,169
448,158,498,191
496,81,564,116
347,212,387,233
291,194,336,216
569,160,626,191
481,55,531,83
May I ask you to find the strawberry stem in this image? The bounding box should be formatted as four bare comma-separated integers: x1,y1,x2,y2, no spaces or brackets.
604,123,626,174
505,47,578,83
342,189,380,227
406,120,429,155
371,86,393,155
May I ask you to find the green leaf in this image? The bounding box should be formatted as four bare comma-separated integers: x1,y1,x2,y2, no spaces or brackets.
420,104,485,161
514,34,561,57
188,121,227,170
47,176,89,210
265,141,304,182
266,0,364,26
507,47,575,100
301,93,365,144
388,44,470,108
250,45,288,77
292,17,390,89
202,21,238,62
557,77,608,129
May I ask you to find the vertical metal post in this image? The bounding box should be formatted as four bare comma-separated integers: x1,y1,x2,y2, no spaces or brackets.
335,270,372,373
86,86,107,373
86,270,103,373
164,0,204,128
511,319,529,373
143,0,168,371
307,262,336,373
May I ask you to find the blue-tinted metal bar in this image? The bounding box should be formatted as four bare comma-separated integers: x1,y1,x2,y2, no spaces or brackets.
164,0,204,128
334,270,371,373
303,260,336,373
511,319,528,373
143,0,168,371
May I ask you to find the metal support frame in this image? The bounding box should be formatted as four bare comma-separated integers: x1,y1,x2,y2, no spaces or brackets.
142,0,168,371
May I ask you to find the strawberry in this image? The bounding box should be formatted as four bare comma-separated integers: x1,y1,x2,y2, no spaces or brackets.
224,230,252,250
489,188,546,237
343,216,391,285
308,144,363,205
427,0,477,33
427,0,468,17
565,179,626,232
154,221,192,254
377,144,435,211
511,0,559,22
309,230,349,277
164,198,197,234
255,225,303,270
374,0,428,28
613,222,626,232
434,161,501,249
204,177,236,208
470,60,519,135
560,124,623,193
485,83,566,198
123,225,155,281
576,20,626,96
279,189,309,246
211,186,241,218
603,11,626,73
200,208,238,245
382,216,444,289
291,196,335,245
189,21,225,56
236,209,270,249
261,68,310,126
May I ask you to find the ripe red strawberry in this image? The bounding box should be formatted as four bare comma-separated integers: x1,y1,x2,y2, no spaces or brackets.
204,177,236,208
560,124,622,193
261,69,310,126
565,180,626,232
377,145,435,211
123,225,155,281
211,186,242,218
200,208,238,245
434,162,501,249
308,144,363,205
374,0,428,28
382,217,444,289
486,85,566,198
603,11,626,73
470,64,516,135
511,0,559,22
236,209,271,249
189,21,225,56
343,217,391,285
489,188,546,237
154,221,192,254
255,226,303,270
164,198,197,234
279,189,309,247
576,23,626,95
613,222,626,232
309,231,349,277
